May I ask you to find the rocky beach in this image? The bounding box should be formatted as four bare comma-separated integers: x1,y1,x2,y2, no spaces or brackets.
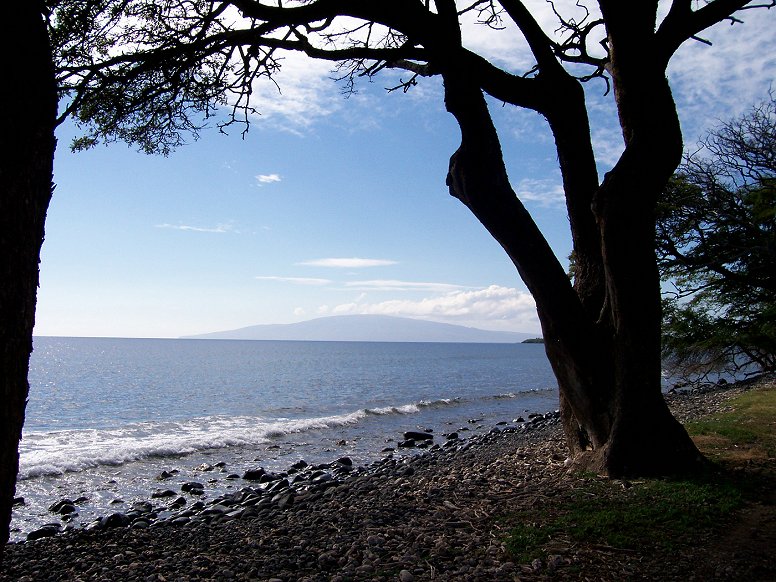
2,379,774,581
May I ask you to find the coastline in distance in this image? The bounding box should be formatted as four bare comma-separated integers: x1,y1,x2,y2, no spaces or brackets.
182,314,536,344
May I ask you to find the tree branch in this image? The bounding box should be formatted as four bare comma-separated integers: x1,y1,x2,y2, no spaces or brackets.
656,0,774,65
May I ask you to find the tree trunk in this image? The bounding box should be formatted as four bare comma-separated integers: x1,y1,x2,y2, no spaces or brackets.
441,57,704,477
0,1,57,557
441,69,612,451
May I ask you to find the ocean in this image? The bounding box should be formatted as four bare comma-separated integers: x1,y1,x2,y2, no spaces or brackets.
11,337,559,541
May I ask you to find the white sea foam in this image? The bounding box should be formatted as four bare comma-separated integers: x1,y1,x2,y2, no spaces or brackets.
18,398,462,479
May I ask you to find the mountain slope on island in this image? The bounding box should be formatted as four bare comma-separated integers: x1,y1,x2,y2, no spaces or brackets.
182,315,534,343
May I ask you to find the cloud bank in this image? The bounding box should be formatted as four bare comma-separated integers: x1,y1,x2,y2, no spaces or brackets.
256,173,282,184
255,276,332,286
298,258,399,268
155,223,235,233
327,285,539,331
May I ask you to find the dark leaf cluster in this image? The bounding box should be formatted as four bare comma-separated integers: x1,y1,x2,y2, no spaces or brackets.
657,96,776,380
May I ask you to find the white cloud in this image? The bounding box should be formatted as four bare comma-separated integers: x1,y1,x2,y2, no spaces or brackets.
343,279,468,293
255,276,332,286
247,50,343,130
668,15,775,142
516,178,566,207
458,0,579,74
293,307,306,316
298,258,398,268
155,223,235,233
256,173,282,184
329,285,539,331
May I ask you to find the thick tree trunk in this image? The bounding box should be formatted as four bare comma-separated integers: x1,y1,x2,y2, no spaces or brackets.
441,70,611,450
441,57,704,477
0,1,57,557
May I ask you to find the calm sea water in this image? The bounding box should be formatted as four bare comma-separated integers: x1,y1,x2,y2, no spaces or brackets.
12,337,558,541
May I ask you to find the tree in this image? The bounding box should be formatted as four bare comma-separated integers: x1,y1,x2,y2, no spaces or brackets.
47,0,775,478
657,97,776,382
0,1,58,557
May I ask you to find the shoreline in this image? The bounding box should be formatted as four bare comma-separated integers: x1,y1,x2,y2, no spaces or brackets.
11,388,560,543
2,379,767,581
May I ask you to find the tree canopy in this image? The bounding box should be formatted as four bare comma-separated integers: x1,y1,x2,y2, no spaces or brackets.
658,96,776,382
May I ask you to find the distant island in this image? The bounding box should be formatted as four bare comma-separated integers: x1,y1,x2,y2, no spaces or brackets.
521,338,544,344
182,314,535,344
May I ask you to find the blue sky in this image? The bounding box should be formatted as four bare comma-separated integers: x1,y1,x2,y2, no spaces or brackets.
34,5,775,338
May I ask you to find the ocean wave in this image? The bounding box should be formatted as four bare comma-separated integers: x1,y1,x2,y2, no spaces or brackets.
366,398,459,416
488,387,556,400
18,397,463,479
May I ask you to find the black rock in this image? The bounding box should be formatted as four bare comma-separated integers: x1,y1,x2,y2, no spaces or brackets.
131,501,153,513
272,492,294,510
157,470,174,480
312,472,333,484
101,512,131,528
151,489,177,499
403,431,433,441
48,499,76,515
445,432,459,440
12,496,25,506
27,525,60,541
200,504,230,516
242,468,266,481
336,456,353,466
258,472,281,484
181,481,205,493
291,460,309,470
397,440,416,448
266,478,290,493
171,516,191,526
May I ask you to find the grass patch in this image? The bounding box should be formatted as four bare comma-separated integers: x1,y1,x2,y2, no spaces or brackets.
506,384,776,564
505,474,744,562
686,385,776,459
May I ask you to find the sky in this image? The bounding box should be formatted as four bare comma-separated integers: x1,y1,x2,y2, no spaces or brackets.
34,2,775,338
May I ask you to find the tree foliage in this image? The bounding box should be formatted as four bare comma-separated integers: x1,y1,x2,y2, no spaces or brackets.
658,97,776,381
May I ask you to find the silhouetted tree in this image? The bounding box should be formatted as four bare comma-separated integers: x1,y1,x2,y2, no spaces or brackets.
658,97,776,382
48,0,776,478
0,1,57,557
